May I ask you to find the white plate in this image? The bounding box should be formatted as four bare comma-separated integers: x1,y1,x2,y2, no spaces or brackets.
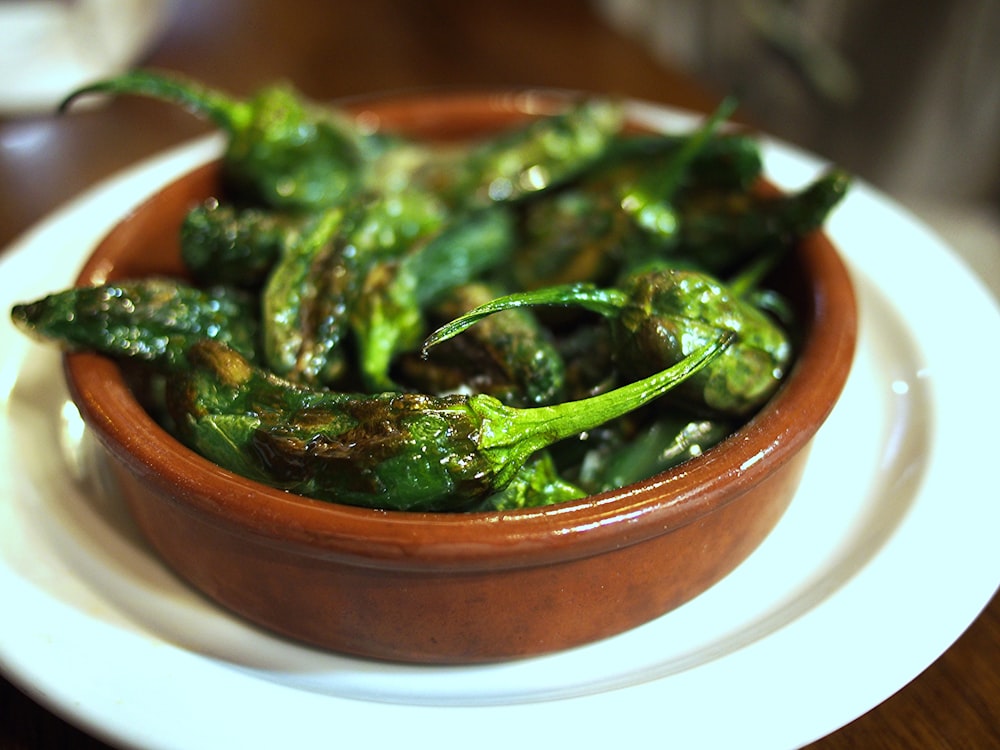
2,103,999,750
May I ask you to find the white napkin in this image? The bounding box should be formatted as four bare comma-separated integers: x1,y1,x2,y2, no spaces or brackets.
0,0,175,116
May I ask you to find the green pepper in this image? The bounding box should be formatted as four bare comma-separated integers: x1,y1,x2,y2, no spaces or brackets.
618,97,738,238
10,278,259,369
350,207,516,391
399,282,565,406
451,98,626,206
12,75,856,515
424,266,792,416
471,452,585,511
512,184,639,290
576,416,734,493
554,320,617,400
586,129,764,193
259,190,450,385
60,69,392,210
670,168,851,274
668,131,763,192
167,336,729,511
259,207,347,382
180,199,305,288
509,126,764,291
568,106,846,281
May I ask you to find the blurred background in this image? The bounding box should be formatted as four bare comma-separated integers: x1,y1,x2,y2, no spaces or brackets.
1,2,998,748
599,0,1000,296
1,0,997,294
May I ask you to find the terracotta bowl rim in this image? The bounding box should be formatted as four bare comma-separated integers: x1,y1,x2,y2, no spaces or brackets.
62,89,858,573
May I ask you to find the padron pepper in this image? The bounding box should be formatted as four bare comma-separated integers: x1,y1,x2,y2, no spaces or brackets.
402,282,566,407
449,98,626,206
471,452,585,511
59,69,393,210
259,190,451,385
576,415,735,494
348,206,516,391
179,199,306,288
260,207,349,382
166,336,730,511
618,97,738,238
668,168,851,275
512,182,636,290
10,278,259,369
424,266,792,417
10,74,856,513
594,129,764,193
515,116,848,281
509,122,765,290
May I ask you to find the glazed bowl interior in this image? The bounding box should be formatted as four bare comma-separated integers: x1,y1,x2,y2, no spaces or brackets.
62,90,858,661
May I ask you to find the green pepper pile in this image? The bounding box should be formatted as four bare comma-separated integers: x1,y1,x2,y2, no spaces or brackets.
10,70,850,512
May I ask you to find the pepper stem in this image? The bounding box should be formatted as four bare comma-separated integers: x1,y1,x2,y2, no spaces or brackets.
646,96,739,200
59,70,248,132
422,282,628,354
726,244,786,298
470,334,732,487
619,96,739,234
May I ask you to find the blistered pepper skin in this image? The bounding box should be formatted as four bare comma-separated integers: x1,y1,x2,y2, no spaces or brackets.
10,78,854,512
167,338,727,511
59,70,393,211
10,278,259,369
424,266,790,417
180,200,303,288
454,99,626,206
412,282,566,407
671,169,852,274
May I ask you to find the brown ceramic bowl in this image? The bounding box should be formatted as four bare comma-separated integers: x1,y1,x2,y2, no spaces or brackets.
63,91,857,664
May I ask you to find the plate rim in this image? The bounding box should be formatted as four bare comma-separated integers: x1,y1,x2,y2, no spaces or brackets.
2,98,999,749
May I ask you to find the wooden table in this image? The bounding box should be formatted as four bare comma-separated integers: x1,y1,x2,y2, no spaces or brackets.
2,2,997,747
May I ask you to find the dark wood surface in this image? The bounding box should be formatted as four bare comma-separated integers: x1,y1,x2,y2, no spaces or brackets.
1,2,997,747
